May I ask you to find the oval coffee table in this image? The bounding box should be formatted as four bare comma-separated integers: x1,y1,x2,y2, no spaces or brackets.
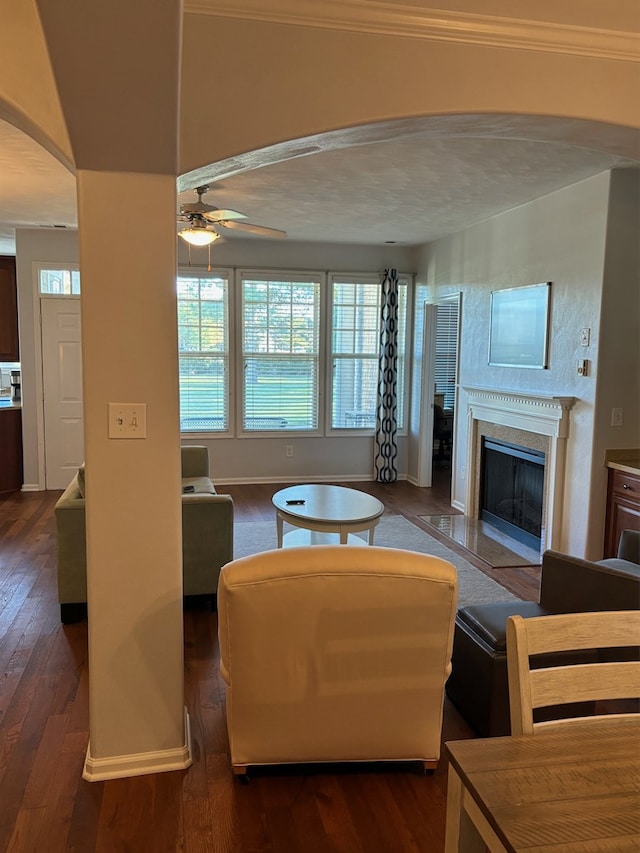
272,484,385,548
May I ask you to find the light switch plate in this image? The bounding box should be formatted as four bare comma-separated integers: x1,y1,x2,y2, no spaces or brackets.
108,402,147,439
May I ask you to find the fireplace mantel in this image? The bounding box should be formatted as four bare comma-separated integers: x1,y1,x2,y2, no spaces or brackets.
462,387,576,551
464,387,576,437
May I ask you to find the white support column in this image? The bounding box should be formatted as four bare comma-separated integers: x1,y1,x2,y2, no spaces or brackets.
79,170,189,780
32,0,188,781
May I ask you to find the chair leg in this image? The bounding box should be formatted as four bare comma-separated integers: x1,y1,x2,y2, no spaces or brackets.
421,759,437,775
233,764,250,783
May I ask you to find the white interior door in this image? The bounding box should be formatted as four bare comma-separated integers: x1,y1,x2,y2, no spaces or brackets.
41,297,84,489
416,303,437,487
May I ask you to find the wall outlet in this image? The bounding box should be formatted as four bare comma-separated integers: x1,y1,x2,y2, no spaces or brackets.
285,445,294,457
580,328,590,347
577,358,589,376
108,402,147,439
611,407,623,427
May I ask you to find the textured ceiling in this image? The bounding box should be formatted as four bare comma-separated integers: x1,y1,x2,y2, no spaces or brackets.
0,116,637,255
0,121,76,253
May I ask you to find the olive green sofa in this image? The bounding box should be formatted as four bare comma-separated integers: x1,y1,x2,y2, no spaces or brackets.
54,445,234,623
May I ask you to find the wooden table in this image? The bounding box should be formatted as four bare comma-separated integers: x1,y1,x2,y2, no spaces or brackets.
444,718,640,852
272,484,384,548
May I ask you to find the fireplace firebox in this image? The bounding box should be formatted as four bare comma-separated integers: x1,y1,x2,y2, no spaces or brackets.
479,437,545,551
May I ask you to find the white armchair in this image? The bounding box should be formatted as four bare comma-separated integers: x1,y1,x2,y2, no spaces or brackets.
217,544,458,776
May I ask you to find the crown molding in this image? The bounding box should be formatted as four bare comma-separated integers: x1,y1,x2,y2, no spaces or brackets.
185,0,639,62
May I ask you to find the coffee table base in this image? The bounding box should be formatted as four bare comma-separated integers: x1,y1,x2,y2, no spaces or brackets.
282,528,370,548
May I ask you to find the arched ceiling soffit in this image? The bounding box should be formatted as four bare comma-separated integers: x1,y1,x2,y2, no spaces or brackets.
0,103,75,175
178,113,640,192
177,113,639,247
1,0,73,172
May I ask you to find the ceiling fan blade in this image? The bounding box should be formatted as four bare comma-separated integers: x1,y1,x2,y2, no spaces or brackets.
203,208,247,222
221,220,287,239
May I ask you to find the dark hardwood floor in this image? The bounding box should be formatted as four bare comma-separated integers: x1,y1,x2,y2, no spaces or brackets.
0,473,539,852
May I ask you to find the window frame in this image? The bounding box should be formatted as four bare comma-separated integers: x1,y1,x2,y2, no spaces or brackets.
327,272,411,436
177,267,233,437
235,269,326,438
37,263,81,296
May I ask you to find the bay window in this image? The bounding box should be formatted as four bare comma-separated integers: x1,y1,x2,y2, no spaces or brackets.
177,268,410,436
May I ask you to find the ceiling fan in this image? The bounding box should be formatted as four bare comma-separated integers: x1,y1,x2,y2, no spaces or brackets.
178,184,287,247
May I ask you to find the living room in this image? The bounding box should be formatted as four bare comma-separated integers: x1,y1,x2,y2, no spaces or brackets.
1,1,639,849
13,165,639,563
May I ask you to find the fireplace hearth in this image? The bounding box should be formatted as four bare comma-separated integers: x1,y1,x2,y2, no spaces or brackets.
480,437,545,551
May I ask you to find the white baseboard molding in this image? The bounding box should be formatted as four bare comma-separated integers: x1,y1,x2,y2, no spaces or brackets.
83,707,192,782
215,472,408,486
21,483,42,492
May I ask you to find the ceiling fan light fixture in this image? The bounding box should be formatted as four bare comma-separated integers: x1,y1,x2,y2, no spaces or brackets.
179,225,220,246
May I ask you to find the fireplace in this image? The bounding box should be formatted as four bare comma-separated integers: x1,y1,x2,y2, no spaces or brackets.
480,437,545,551
462,388,576,551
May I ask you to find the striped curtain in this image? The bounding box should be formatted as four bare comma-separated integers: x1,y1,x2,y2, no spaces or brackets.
374,268,399,483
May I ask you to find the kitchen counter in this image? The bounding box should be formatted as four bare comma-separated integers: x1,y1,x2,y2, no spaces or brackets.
0,398,21,410
605,449,640,476
604,450,640,557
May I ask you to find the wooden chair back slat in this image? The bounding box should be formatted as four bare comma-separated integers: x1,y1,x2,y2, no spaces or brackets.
507,611,640,735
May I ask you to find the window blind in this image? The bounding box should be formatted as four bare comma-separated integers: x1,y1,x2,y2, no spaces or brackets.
241,274,320,431
330,277,407,430
177,274,229,432
433,299,459,410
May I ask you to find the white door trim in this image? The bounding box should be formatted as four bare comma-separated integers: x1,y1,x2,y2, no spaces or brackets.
416,293,461,490
32,261,82,490
416,302,437,487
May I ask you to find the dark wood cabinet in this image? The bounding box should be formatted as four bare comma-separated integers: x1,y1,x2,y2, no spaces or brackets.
0,256,19,361
604,467,640,557
0,408,23,493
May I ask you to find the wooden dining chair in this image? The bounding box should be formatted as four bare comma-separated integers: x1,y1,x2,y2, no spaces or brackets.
506,610,640,735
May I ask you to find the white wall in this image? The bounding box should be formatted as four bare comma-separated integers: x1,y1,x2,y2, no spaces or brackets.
410,171,637,558
589,168,640,554
177,238,413,279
